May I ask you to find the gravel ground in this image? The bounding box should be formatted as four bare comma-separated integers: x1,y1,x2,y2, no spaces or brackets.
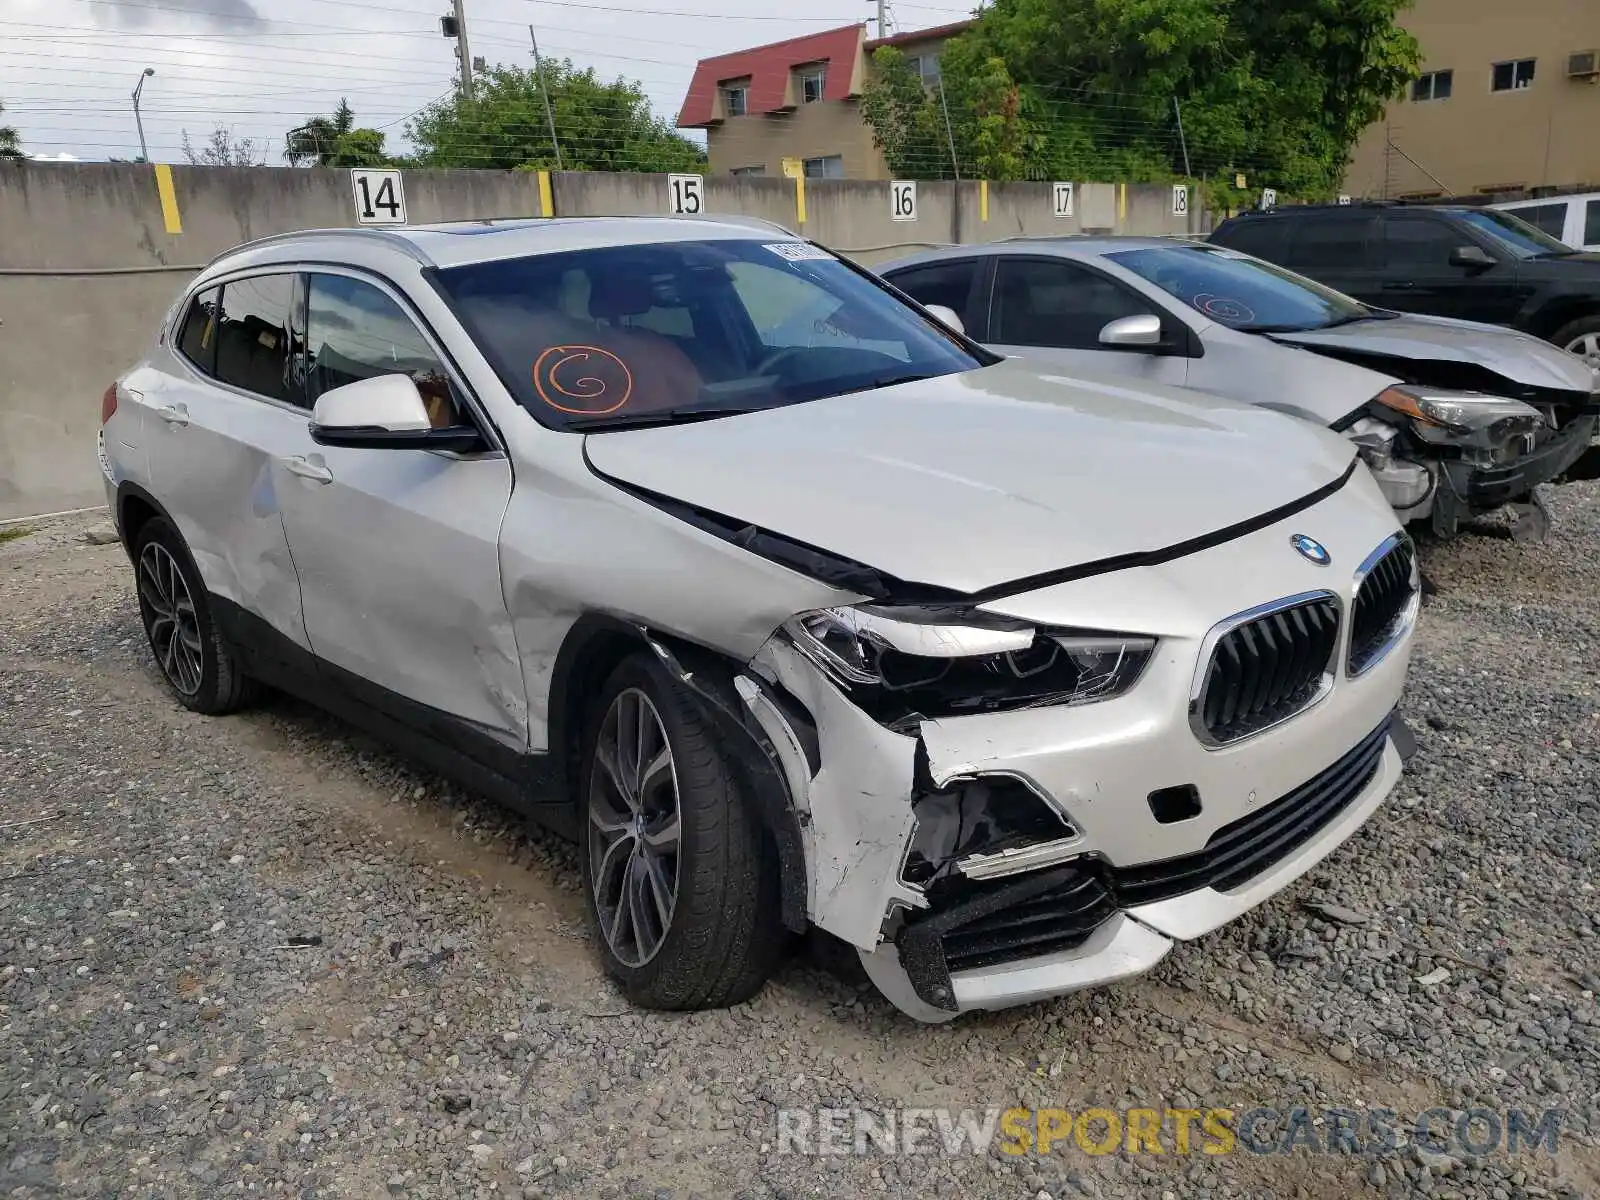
2,491,1598,1200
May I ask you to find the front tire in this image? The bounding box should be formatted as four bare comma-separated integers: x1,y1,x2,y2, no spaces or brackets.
579,654,782,1010
132,516,255,715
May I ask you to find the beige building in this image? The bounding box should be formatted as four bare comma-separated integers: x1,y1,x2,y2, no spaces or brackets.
675,22,970,180
1345,0,1600,199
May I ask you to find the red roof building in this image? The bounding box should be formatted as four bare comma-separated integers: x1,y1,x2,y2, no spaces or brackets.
676,21,972,180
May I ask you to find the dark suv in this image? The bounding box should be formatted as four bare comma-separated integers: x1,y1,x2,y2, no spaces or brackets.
1209,203,1600,365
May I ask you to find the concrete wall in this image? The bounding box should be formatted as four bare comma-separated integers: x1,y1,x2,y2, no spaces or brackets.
0,161,1202,520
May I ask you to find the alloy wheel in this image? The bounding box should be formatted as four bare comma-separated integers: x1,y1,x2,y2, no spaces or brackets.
588,687,682,968
1567,331,1600,369
137,542,204,697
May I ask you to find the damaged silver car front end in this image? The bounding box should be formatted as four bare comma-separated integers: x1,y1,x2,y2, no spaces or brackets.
1344,384,1597,540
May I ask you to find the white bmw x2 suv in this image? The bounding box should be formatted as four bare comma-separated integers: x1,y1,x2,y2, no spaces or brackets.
101,216,1419,1022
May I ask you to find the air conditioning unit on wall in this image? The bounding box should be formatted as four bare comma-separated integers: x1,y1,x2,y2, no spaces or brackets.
1568,50,1600,79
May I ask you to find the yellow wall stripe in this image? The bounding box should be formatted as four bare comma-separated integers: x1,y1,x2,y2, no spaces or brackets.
1117,182,1127,226
153,164,182,235
794,174,807,226
980,180,989,222
537,169,554,218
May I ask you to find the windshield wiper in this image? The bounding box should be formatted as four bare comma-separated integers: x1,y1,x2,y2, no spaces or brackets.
567,406,762,433
830,371,940,397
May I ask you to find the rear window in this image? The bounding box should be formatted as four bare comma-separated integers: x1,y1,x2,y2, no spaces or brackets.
1286,216,1378,271
883,259,982,318
1209,218,1290,263
1585,199,1600,247
176,286,220,374
432,239,987,431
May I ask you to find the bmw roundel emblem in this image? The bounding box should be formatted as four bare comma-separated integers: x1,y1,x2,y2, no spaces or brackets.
1290,533,1331,566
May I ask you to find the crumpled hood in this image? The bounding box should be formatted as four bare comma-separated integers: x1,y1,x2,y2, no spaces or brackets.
1269,312,1597,397
585,360,1359,595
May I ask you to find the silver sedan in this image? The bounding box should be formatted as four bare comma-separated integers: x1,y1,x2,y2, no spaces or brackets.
881,237,1600,539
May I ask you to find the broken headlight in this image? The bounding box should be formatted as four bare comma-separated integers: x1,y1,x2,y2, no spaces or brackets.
1372,385,1547,463
784,605,1155,726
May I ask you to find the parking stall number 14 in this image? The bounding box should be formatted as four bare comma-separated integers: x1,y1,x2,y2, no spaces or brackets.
351,169,406,225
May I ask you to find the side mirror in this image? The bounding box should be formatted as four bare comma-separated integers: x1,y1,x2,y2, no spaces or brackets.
308,374,482,452
1098,313,1164,349
1449,245,1495,270
922,303,966,336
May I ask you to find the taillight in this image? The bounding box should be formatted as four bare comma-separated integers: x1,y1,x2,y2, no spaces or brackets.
102,383,119,425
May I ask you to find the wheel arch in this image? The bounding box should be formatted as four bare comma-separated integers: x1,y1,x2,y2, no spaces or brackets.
547,614,811,933
114,481,175,563
1530,297,1600,344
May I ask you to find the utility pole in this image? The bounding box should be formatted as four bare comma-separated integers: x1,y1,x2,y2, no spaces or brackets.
442,0,474,92
529,26,564,170
1172,95,1192,179
131,67,155,164
870,0,888,37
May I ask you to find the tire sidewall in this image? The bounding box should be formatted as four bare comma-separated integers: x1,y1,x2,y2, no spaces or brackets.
132,517,228,711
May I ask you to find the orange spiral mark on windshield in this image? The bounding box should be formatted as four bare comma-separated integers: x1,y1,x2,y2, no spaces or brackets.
532,345,634,415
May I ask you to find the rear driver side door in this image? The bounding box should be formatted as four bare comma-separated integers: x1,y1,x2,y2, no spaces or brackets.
273,269,528,752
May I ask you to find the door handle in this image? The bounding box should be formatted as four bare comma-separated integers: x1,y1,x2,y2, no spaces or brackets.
282,455,333,484
156,403,188,427
1380,281,1415,291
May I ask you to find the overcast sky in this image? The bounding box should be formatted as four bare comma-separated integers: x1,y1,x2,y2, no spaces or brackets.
0,0,969,164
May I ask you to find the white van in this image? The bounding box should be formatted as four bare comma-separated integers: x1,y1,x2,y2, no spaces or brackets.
1491,192,1600,251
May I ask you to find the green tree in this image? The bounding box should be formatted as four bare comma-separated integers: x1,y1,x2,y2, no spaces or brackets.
861,0,1419,196
285,99,355,166
859,48,950,178
407,61,704,172
0,100,24,161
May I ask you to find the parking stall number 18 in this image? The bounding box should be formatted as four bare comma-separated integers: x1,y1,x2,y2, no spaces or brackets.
351,169,406,225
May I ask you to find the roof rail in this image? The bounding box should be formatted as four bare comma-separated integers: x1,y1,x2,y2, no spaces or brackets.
202,226,432,270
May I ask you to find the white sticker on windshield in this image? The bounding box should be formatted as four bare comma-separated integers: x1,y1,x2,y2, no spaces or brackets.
764,242,834,261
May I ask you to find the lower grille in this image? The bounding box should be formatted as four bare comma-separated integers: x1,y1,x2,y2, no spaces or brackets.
895,866,1117,1010
1113,714,1392,907
1349,537,1416,676
1194,594,1340,746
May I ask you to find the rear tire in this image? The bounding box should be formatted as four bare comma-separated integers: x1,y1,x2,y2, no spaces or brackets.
578,653,783,1010
1552,313,1600,368
132,516,256,715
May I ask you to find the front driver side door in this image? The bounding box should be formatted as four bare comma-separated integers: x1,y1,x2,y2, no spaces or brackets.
1378,215,1525,325
983,255,1191,387
273,269,528,754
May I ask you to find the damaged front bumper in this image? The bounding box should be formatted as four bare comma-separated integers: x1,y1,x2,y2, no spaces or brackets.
1427,412,1598,536
1351,401,1599,536
728,501,1414,1022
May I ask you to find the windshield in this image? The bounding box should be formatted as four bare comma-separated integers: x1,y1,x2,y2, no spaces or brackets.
432,239,987,430
1451,208,1572,258
1108,244,1373,333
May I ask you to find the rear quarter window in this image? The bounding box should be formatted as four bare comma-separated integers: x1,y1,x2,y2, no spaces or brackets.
176,286,221,375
